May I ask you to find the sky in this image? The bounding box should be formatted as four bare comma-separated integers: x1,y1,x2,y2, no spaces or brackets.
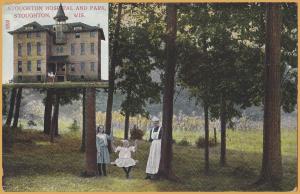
2,3,109,83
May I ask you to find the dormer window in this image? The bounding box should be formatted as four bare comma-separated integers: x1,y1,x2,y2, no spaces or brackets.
25,26,34,30
75,32,80,38
74,26,82,31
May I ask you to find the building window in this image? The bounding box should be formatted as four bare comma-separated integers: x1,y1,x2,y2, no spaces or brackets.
71,64,75,72
90,31,96,37
90,43,95,55
17,34,22,38
18,76,22,81
80,62,85,72
37,42,41,56
80,43,85,55
56,46,63,54
71,44,75,55
27,33,31,38
75,32,80,38
37,75,42,81
36,32,41,37
27,61,32,72
90,62,95,71
18,61,22,72
37,60,41,71
18,43,22,57
27,43,31,56
62,64,65,71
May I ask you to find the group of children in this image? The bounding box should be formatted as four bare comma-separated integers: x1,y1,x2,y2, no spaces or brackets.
95,116,162,180
96,125,138,179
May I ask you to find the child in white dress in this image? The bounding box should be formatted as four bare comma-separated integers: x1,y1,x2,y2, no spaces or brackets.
112,139,138,179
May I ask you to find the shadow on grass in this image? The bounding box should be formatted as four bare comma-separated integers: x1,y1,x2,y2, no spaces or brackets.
3,130,297,192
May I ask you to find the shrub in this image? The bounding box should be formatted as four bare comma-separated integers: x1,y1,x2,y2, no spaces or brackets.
177,138,190,146
195,136,217,148
130,125,144,140
27,120,37,127
68,119,80,132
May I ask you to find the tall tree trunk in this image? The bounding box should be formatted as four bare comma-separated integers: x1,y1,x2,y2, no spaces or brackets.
105,3,123,135
5,88,16,127
50,94,59,143
220,96,226,166
204,103,209,173
259,3,282,184
54,98,60,136
12,88,22,129
124,111,130,139
84,88,97,176
80,89,86,152
159,4,177,180
44,89,53,135
214,128,217,144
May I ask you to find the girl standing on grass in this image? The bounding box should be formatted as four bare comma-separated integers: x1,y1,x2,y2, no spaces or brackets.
96,125,113,176
112,139,138,179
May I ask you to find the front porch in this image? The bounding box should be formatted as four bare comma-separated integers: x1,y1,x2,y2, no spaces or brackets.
47,55,69,82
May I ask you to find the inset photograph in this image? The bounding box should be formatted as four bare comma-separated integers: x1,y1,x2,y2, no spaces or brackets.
3,3,108,84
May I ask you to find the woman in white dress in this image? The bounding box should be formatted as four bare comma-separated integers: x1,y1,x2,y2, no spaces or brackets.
112,139,138,179
145,116,162,180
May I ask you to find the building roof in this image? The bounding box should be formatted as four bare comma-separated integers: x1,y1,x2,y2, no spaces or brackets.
9,21,105,40
53,3,68,22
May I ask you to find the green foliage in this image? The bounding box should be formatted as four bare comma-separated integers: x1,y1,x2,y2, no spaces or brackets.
111,4,161,118
177,138,190,146
68,119,80,132
27,120,37,127
130,125,144,140
195,136,218,148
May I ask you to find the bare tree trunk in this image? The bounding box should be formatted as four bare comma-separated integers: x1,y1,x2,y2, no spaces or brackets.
105,3,123,135
5,88,16,127
12,88,22,129
54,98,60,137
214,128,217,144
44,89,53,135
124,111,130,139
50,94,59,143
84,88,97,176
259,3,282,184
80,89,86,152
220,96,226,166
204,103,209,173
159,4,177,180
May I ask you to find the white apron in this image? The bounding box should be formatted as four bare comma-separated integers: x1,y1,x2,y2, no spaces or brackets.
146,127,161,174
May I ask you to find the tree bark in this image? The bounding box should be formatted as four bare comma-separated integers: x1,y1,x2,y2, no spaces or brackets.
54,97,60,137
204,103,209,173
124,111,130,139
12,88,22,129
44,89,53,135
214,128,217,144
80,89,86,152
220,96,226,166
259,3,282,184
158,4,177,180
105,3,123,135
5,88,17,127
50,94,60,143
84,88,97,176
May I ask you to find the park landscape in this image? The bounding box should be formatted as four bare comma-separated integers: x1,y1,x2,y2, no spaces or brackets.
2,2,298,192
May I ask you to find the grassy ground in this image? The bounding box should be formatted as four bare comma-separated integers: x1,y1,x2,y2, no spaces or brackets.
3,129,297,192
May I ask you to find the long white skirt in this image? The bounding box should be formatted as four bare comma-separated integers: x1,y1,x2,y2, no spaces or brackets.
146,139,161,174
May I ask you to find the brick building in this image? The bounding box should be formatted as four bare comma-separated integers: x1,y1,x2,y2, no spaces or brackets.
9,3,105,82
